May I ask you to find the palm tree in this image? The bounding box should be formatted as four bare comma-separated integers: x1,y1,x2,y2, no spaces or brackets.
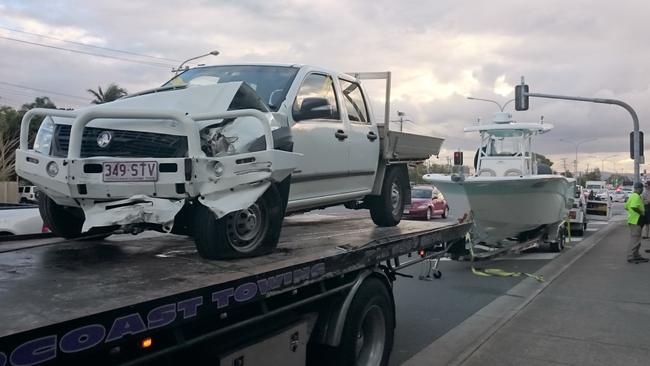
87,83,128,104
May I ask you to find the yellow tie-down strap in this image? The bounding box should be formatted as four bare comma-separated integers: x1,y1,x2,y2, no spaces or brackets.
467,233,545,283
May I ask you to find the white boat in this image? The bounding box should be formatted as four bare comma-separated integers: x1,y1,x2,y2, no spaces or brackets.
424,112,572,246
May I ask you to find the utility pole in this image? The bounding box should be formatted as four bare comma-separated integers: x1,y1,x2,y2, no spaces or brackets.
560,138,597,177
561,157,568,172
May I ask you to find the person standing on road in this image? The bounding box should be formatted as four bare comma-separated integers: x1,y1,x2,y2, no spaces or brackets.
642,181,650,238
625,182,648,263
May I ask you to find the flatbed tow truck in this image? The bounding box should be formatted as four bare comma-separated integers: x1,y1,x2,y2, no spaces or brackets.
0,214,470,366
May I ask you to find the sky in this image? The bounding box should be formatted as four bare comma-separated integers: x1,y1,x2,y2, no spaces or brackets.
0,0,648,174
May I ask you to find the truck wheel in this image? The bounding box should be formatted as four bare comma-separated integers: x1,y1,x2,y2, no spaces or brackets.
369,168,406,227
194,184,283,259
334,277,394,366
38,195,112,240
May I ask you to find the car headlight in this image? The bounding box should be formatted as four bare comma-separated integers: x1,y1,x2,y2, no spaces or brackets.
33,117,55,155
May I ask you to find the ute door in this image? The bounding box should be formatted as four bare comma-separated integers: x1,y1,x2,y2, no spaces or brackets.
339,78,379,194
289,73,350,202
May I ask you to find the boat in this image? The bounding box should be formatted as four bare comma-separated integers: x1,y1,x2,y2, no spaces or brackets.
423,112,572,247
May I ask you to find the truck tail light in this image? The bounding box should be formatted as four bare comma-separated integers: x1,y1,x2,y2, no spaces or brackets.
140,337,153,349
418,249,426,257
569,211,576,219
41,224,50,233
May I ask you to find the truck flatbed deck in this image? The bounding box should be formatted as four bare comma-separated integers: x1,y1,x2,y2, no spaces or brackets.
0,215,470,365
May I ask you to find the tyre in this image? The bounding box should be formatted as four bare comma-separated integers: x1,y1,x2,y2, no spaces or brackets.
332,277,395,366
441,206,449,219
39,195,113,239
193,184,283,259
426,208,432,221
549,226,566,252
369,167,407,227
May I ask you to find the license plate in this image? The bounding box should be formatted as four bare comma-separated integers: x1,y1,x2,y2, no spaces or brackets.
103,161,158,182
403,209,410,214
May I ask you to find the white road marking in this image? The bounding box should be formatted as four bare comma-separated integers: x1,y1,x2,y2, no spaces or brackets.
589,221,608,225
586,228,599,232
569,237,583,242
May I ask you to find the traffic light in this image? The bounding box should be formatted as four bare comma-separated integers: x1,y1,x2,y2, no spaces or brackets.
515,84,529,111
629,131,644,159
453,151,463,166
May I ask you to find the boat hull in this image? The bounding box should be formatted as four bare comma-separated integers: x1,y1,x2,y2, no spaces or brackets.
423,174,571,245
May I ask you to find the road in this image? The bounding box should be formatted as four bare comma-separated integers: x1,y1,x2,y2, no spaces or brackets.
306,203,625,366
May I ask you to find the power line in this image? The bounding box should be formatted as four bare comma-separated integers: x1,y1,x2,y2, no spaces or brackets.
0,35,174,69
0,81,88,101
0,26,182,63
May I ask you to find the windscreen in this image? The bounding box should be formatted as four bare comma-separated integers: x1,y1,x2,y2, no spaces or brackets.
412,189,432,198
164,65,299,112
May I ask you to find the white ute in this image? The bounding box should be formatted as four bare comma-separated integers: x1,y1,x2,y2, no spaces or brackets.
16,64,443,259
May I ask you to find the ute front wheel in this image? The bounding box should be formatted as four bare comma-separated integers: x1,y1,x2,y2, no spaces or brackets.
193,184,283,259
38,195,112,239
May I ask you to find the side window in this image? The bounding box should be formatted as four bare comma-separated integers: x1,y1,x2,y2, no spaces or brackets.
339,79,369,123
292,74,340,122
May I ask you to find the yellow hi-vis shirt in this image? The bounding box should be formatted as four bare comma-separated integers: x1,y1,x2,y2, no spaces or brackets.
625,192,644,225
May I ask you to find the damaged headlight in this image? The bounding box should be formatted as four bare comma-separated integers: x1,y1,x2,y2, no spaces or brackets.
201,121,239,157
33,117,55,155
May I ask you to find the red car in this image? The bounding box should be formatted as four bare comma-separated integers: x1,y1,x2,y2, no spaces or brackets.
404,186,449,220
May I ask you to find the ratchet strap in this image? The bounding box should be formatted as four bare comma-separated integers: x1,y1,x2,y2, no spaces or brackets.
467,233,545,283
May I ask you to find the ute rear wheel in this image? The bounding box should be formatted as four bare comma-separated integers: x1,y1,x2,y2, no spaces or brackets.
193,184,283,259
38,195,112,239
369,167,407,227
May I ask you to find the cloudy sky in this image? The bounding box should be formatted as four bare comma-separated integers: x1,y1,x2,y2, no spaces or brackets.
0,0,648,174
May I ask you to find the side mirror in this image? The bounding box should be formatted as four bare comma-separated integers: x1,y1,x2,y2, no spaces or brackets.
293,97,333,121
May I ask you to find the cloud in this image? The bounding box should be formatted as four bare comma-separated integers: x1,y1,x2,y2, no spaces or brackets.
0,0,648,173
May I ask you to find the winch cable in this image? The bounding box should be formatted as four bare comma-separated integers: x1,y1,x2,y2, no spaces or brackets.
467,233,545,283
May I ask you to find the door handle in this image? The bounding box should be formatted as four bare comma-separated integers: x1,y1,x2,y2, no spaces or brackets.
367,131,378,141
335,130,348,141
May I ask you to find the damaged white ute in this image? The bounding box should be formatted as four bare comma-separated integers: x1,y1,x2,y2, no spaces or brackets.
16,64,443,259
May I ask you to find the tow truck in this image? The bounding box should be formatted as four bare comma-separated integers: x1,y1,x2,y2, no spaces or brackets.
0,215,470,366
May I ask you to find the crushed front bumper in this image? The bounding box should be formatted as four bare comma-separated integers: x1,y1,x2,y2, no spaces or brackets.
16,107,301,231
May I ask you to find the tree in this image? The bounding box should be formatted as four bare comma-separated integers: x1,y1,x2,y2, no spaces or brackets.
0,97,57,181
578,168,602,187
561,171,573,178
20,96,56,113
533,153,554,167
87,83,128,104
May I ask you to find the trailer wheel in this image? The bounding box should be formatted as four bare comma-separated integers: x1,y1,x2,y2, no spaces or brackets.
38,195,112,240
194,184,283,259
334,277,394,366
369,167,406,227
549,226,566,253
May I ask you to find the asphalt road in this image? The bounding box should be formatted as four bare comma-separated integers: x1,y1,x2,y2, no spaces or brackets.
310,203,626,366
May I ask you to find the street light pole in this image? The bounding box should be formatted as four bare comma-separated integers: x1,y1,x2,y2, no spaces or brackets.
173,50,220,75
466,97,515,112
560,138,597,176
